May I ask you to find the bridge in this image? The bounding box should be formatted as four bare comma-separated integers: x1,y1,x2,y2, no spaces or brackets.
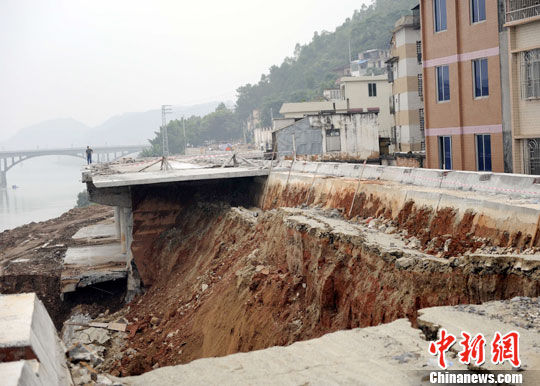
0,145,146,188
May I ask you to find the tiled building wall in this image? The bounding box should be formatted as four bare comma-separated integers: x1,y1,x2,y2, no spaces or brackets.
390,21,423,152
507,15,540,174
421,0,505,172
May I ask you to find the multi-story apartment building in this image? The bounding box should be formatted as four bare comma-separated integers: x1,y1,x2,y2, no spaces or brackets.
420,0,505,172
387,5,425,152
502,0,540,174
350,49,391,76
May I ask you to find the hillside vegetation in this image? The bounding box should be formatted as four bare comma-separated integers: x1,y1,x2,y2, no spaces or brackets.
144,0,418,156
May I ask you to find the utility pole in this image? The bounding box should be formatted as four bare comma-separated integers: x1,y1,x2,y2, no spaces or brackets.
182,117,186,155
161,104,172,170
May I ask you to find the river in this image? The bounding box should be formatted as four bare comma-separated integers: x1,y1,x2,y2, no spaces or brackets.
0,156,86,232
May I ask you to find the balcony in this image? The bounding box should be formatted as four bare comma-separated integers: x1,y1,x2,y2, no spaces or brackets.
506,0,540,23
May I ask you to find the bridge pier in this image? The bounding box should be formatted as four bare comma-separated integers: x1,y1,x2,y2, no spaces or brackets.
0,170,6,189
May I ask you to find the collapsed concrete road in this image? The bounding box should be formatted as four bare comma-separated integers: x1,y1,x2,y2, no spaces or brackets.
1,292,538,385
117,299,540,386
75,156,540,379
2,155,540,384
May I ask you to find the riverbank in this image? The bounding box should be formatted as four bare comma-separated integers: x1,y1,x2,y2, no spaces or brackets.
0,156,86,232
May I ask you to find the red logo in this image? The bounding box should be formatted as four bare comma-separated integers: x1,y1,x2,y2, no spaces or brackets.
429,328,456,369
491,331,521,368
429,330,521,369
458,332,486,366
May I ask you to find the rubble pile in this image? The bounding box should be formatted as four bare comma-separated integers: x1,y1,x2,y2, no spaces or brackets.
62,310,129,385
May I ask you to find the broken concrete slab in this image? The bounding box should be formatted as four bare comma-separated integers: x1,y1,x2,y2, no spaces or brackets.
61,243,128,293
76,327,111,345
0,360,46,386
90,167,269,188
61,266,127,294
118,318,450,385
64,244,126,266
67,343,104,367
117,299,540,386
0,293,72,385
72,222,117,242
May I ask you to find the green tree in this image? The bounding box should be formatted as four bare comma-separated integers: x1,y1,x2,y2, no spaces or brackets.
141,104,243,156
234,0,417,125
143,0,416,152
76,190,90,208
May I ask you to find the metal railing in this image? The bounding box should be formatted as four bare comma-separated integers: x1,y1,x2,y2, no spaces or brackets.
418,74,424,101
521,49,540,99
506,0,540,22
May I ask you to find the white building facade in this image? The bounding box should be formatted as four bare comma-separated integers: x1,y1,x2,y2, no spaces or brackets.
387,6,425,152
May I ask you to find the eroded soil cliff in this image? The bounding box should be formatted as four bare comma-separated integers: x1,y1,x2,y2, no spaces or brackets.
111,198,540,376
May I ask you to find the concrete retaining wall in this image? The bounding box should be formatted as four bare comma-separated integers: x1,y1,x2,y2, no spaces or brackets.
264,165,540,250
279,161,540,198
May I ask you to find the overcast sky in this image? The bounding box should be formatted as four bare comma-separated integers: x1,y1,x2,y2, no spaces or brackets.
0,0,368,140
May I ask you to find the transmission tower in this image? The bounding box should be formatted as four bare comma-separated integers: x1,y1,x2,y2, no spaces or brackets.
160,104,173,170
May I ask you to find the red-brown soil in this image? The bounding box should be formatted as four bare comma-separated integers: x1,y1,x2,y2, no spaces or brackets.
113,199,540,377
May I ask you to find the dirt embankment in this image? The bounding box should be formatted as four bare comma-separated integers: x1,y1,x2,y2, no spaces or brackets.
0,205,114,328
112,198,540,377
263,175,540,255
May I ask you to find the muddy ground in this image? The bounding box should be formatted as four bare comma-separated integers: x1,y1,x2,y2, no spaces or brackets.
0,205,123,329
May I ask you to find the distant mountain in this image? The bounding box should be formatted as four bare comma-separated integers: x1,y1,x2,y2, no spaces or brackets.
0,101,229,150
0,118,89,150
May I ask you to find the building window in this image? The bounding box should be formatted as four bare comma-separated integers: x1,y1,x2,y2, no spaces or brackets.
418,74,423,100
526,138,540,175
326,128,341,152
434,0,447,32
368,83,377,97
473,58,489,98
438,136,452,170
416,41,422,63
521,48,540,100
436,65,450,102
471,0,486,23
419,108,425,131
476,134,492,171
387,63,394,82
